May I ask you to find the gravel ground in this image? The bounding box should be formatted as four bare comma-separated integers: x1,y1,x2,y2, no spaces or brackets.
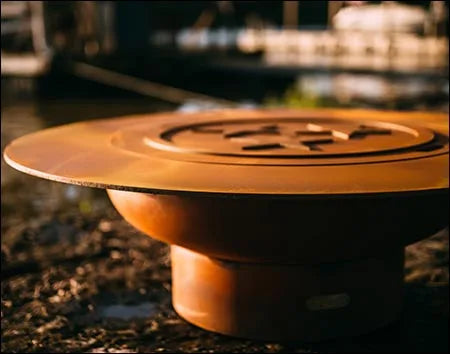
1,95,448,353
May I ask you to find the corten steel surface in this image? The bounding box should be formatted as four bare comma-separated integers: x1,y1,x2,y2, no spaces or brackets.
3,108,449,341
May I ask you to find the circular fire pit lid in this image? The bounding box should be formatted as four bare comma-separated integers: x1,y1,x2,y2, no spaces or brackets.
3,108,448,196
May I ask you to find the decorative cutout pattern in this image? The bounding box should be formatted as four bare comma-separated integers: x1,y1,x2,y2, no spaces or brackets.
193,123,392,152
115,116,442,166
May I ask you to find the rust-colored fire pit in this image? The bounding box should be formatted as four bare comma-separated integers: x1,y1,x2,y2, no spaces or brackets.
4,108,448,341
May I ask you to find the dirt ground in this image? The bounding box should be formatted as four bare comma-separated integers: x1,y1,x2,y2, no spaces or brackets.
1,97,448,353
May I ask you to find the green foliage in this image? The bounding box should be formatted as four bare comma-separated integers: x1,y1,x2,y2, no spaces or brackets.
264,85,349,109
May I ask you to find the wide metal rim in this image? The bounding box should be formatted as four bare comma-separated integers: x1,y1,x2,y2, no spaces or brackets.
3,108,449,196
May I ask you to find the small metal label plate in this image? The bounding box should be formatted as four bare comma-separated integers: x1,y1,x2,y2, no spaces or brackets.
306,293,350,311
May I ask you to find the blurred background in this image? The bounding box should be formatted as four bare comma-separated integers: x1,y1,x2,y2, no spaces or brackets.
1,1,449,353
2,0,449,108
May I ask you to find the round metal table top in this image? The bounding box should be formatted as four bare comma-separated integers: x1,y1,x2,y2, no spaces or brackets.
3,108,449,197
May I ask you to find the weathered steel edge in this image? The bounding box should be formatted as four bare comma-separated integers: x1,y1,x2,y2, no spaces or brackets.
4,149,448,200
3,107,448,199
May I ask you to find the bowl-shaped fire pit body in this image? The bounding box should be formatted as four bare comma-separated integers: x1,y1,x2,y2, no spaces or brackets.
4,108,449,341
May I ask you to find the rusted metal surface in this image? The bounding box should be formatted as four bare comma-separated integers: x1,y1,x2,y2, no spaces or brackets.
106,189,448,263
3,108,449,341
171,246,404,341
106,186,447,339
3,108,449,195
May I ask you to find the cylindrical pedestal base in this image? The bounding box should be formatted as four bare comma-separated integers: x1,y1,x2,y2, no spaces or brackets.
171,245,405,341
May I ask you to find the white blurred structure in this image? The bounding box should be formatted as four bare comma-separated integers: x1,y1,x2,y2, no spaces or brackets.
150,1,448,74
175,27,240,51
237,29,448,70
1,1,52,76
333,2,428,33
236,1,448,73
